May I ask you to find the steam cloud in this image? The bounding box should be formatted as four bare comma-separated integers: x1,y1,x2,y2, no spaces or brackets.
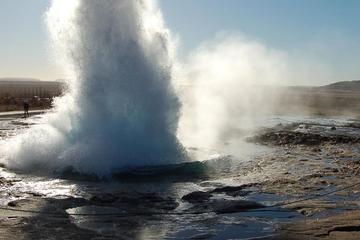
178,34,289,151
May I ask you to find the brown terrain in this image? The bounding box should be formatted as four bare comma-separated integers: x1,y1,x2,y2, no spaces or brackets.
277,80,360,117
0,78,63,112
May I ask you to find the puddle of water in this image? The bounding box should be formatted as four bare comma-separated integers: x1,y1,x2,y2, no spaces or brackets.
66,206,128,236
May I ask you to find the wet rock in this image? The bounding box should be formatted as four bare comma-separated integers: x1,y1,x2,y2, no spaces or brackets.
312,147,321,152
226,190,252,197
349,123,360,129
6,198,60,212
0,177,16,186
7,201,17,207
299,172,324,181
112,161,209,182
248,130,360,146
1,200,103,239
1,197,141,239
265,178,298,186
278,210,360,239
319,180,328,185
284,200,337,216
41,197,90,211
188,199,264,214
190,233,216,239
298,124,309,130
10,121,35,126
181,191,212,203
274,178,298,184
90,193,119,204
112,191,179,212
211,183,257,194
25,191,45,197
340,160,360,176
299,159,309,162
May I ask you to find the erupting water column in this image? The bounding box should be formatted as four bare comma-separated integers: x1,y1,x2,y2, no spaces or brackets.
1,0,186,175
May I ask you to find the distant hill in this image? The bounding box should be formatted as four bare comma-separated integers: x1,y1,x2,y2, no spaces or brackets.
0,78,63,98
0,78,42,82
322,80,360,91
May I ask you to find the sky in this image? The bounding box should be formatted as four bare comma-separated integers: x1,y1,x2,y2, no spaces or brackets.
0,0,359,85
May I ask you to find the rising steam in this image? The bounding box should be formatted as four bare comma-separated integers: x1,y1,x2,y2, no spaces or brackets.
178,33,289,150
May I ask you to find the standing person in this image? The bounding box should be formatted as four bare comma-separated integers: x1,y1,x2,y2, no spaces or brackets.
23,99,29,118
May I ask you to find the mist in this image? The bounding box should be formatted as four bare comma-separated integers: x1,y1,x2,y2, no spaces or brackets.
176,32,350,151
177,34,287,150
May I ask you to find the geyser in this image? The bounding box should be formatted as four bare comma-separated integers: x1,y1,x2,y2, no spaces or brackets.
0,0,186,175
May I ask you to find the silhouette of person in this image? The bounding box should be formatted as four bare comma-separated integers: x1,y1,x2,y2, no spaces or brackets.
23,99,29,118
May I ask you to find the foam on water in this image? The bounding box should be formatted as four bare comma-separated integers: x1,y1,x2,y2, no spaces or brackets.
0,0,186,175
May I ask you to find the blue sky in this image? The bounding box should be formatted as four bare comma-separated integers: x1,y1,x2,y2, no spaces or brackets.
0,0,359,84
0,0,50,79
161,0,360,51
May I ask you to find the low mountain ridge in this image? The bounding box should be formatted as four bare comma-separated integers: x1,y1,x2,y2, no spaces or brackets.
322,80,360,90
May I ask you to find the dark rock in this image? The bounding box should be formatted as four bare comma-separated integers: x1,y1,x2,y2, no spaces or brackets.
190,233,216,239
248,129,360,146
112,192,179,211
0,177,15,186
181,191,212,203
7,201,17,207
312,148,322,152
90,193,119,204
188,199,264,214
47,197,90,209
25,192,44,197
299,173,324,182
211,183,257,194
269,178,298,185
226,190,252,197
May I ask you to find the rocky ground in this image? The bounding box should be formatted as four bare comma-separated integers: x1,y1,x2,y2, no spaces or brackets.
0,117,359,239
247,121,360,239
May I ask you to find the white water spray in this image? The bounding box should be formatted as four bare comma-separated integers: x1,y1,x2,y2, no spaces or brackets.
0,0,186,175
